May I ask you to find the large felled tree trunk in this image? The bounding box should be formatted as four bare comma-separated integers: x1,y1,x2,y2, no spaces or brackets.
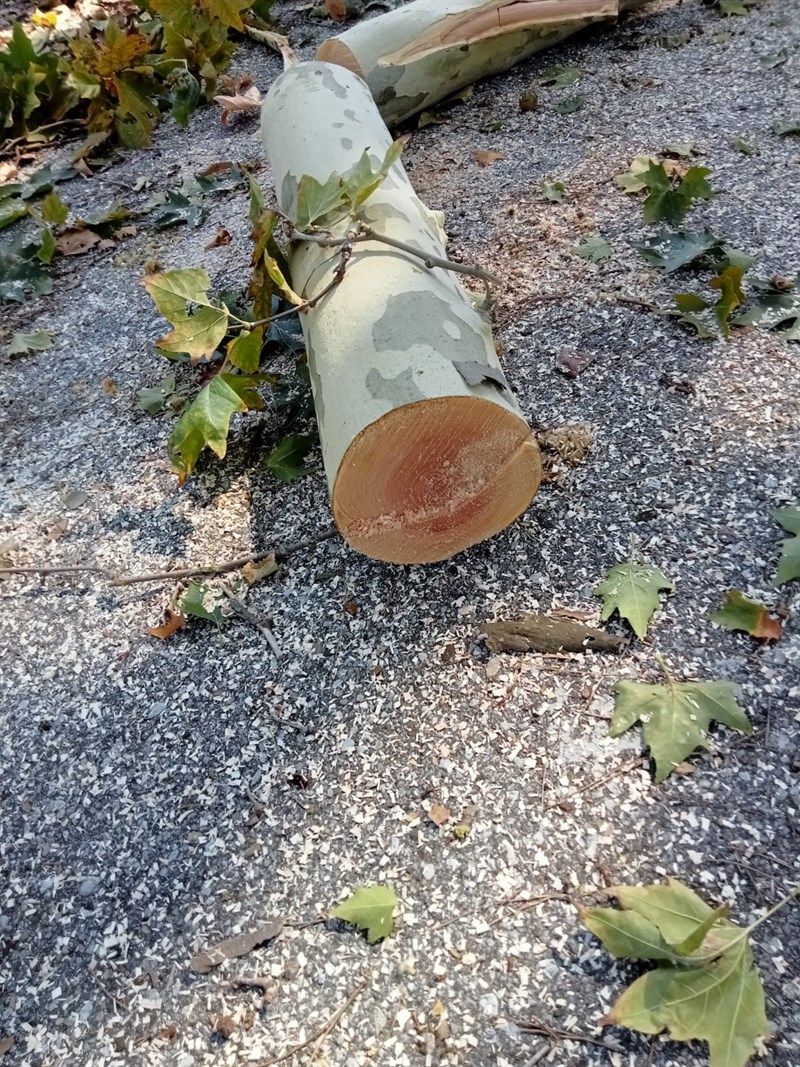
261,62,540,564
317,0,649,127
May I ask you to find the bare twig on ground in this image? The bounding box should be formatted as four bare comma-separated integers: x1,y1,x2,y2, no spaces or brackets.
514,1016,624,1053
544,758,645,811
253,980,366,1066
222,590,281,657
0,528,339,586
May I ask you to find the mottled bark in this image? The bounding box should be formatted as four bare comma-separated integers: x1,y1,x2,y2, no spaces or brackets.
317,0,650,126
261,62,540,564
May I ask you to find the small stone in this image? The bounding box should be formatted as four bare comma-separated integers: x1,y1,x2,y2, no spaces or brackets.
479,992,500,1018
79,876,100,897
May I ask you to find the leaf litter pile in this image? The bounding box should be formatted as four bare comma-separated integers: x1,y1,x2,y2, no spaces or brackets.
0,2,799,1067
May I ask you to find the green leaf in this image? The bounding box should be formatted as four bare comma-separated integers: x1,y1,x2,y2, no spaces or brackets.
156,304,229,360
540,180,566,202
672,905,732,957
634,230,720,273
772,506,800,586
137,373,187,415
615,156,659,193
265,256,303,305
248,173,265,227
772,118,800,136
642,164,714,225
0,198,29,230
732,135,757,155
142,268,212,320
573,235,611,262
331,884,397,943
0,236,53,303
718,0,748,15
661,142,694,158
761,47,789,68
709,265,745,337
265,433,315,482
710,589,782,639
538,64,581,88
142,268,229,361
610,678,751,781
6,328,53,355
594,561,672,638
180,579,226,626
226,327,263,373
732,275,800,340
555,95,584,115
168,373,248,483
612,878,718,947
171,69,201,127
39,190,69,225
294,173,346,230
146,189,205,229
580,907,678,962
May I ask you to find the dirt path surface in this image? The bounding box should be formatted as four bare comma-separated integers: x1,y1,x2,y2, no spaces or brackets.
1,1,799,1065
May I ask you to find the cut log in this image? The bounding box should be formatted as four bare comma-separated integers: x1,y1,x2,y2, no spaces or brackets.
261,62,540,564
316,0,650,126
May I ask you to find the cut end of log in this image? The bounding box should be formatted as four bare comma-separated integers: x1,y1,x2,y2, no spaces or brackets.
315,39,366,78
332,396,541,564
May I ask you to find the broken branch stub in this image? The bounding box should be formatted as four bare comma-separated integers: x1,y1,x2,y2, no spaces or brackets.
261,62,540,564
316,0,650,127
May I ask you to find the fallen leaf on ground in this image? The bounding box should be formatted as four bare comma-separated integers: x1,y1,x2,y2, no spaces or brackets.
214,85,261,125
325,0,348,19
0,1037,14,1057
62,489,88,510
595,561,672,638
147,610,187,639
7,330,53,355
45,518,70,541
428,803,450,826
573,236,612,262
772,506,800,586
242,555,278,585
610,677,751,781
205,226,231,249
472,150,504,166
190,919,285,973
555,348,595,378
56,228,102,255
484,614,626,654
710,590,782,640
332,885,396,942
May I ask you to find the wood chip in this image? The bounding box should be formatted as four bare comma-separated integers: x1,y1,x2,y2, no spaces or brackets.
190,918,285,973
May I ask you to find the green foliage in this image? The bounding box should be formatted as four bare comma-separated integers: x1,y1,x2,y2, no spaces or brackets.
610,676,751,781
331,885,397,943
554,95,584,115
594,560,673,638
0,234,54,302
710,590,782,640
6,329,53,355
180,579,227,626
293,141,404,229
772,118,800,136
772,507,800,586
582,878,770,1067
540,180,566,202
265,433,314,482
634,230,752,274
137,372,191,414
142,268,230,361
573,235,611,263
0,1,267,156
538,64,582,88
642,163,714,225
732,275,800,341
671,266,746,339
717,0,748,14
168,372,259,483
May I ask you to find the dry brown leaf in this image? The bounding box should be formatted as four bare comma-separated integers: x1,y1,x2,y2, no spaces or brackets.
555,347,595,379
101,378,118,395
214,85,261,126
325,0,347,20
215,74,253,96
56,228,102,256
190,919,285,973
205,227,232,250
0,1037,14,1057
210,1015,236,1039
242,554,278,585
663,159,688,179
344,599,359,616
147,609,186,640
429,803,451,826
114,225,137,240
751,614,783,641
45,518,70,541
473,150,505,166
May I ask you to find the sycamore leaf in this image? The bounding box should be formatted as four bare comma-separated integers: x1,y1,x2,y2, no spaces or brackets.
180,579,227,626
642,164,714,225
610,678,751,781
137,373,190,415
171,70,201,128
540,180,566,202
142,268,229,361
294,174,347,230
594,561,672,638
265,434,315,482
555,95,584,115
156,304,229,361
142,268,212,321
0,198,29,230
732,135,757,155
773,118,800,136
583,878,769,1067
634,230,752,274
265,256,303,305
710,590,782,640
473,149,504,165
615,155,658,193
214,83,261,125
772,506,800,586
199,0,251,30
331,884,397,943
709,265,745,337
168,374,248,483
718,0,748,14
0,237,53,303
573,235,611,262
147,609,186,639
732,275,800,341
226,327,263,373
7,329,53,355
538,64,582,88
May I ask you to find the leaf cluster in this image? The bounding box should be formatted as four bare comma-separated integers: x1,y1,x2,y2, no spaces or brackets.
292,141,404,230
581,878,769,1067
0,0,271,156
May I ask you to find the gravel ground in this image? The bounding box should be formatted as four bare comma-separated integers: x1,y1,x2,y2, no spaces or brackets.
1,1,799,1065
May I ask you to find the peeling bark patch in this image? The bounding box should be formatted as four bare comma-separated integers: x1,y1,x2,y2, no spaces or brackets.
361,203,412,227
396,92,428,115
341,138,353,150
305,336,326,431
280,172,298,214
320,66,348,98
443,320,462,341
372,292,486,361
344,109,358,121
452,361,510,392
366,367,426,406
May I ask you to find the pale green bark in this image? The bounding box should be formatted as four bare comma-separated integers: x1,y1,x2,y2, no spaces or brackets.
261,62,540,562
317,0,650,127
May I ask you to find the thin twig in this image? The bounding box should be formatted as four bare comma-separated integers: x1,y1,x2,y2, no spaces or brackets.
0,528,338,586
253,980,366,1067
514,1016,623,1053
222,590,281,657
544,758,644,811
290,225,501,288
0,119,87,157
246,241,352,327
